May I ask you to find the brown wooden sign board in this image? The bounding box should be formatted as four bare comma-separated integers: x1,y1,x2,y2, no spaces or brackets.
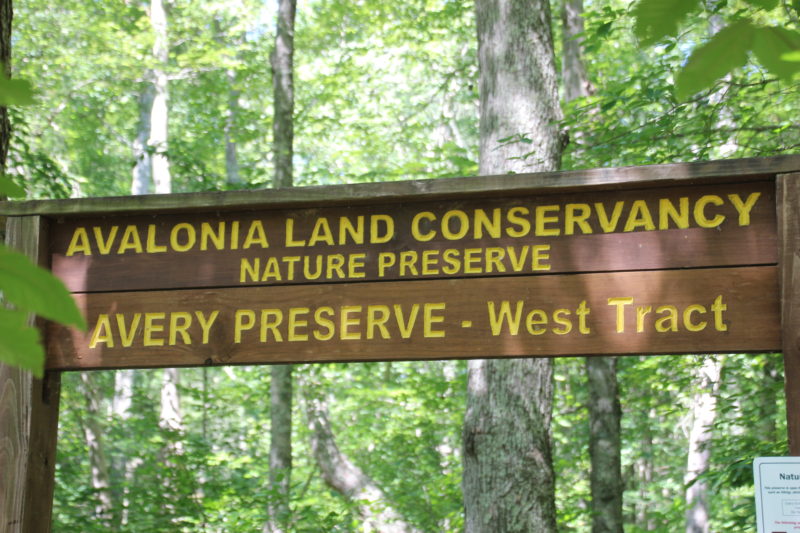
3,155,800,532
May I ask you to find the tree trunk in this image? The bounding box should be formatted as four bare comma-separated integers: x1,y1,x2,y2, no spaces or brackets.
130,85,154,195
225,68,241,186
464,1,563,531
159,367,184,452
78,373,113,525
585,357,623,533
263,1,296,529
149,0,171,194
299,372,419,533
270,0,295,189
561,0,594,102
112,369,139,527
264,365,292,533
685,355,724,533
0,0,10,181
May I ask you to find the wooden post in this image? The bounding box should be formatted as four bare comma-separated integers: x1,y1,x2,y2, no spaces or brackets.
0,216,61,533
778,173,800,455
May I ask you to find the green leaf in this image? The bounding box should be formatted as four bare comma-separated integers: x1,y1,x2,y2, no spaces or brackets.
0,174,25,197
0,307,44,377
752,26,800,81
0,244,86,330
742,0,778,9
675,21,755,101
633,0,701,45
0,74,35,106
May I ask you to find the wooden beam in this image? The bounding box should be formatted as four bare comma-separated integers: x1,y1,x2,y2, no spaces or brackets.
0,155,798,218
778,173,800,455
0,216,61,533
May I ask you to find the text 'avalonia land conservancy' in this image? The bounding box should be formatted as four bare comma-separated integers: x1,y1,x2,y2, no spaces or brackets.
51,183,774,292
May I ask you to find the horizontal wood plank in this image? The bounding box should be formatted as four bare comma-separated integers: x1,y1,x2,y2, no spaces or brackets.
47,266,780,370
50,180,776,293
1,155,796,217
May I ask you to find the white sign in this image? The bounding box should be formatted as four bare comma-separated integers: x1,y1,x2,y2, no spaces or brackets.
755,457,800,532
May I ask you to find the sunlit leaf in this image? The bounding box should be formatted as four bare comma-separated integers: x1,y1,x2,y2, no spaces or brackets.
752,26,800,80
0,307,44,377
675,21,754,101
633,0,701,44
0,74,35,106
0,244,86,329
0,174,25,197
742,0,778,9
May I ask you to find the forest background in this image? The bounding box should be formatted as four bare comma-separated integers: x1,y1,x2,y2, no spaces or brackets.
2,0,799,530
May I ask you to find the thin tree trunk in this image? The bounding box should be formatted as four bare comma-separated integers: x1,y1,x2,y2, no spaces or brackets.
159,367,184,453
149,0,171,194
79,372,113,525
112,369,139,527
299,372,420,533
263,1,296,529
464,1,563,531
0,0,10,181
685,355,724,533
264,365,292,533
270,0,295,189
225,68,241,185
560,3,622,528
131,86,154,195
585,357,623,533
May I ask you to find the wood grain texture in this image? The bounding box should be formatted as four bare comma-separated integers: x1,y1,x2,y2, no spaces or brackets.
49,180,776,293
47,266,779,370
0,216,61,533
778,173,800,455
0,155,797,218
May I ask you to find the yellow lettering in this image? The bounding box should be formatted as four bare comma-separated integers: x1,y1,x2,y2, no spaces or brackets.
169,312,192,345
535,205,560,236
526,309,547,335
326,254,346,279
170,223,196,252
118,225,144,254
367,305,391,339
532,245,551,271
370,215,394,244
285,219,306,247
608,297,633,333
552,309,572,335
378,252,396,277
340,306,362,340
423,303,446,338
463,248,481,274
339,216,365,245
89,314,114,348
117,313,141,347
66,227,92,256
143,312,166,346
288,307,310,341
308,217,334,246
94,226,119,254
596,201,625,233
655,305,678,332
565,204,592,235
711,295,727,331
636,305,652,333
240,258,260,283
145,225,167,253
195,310,218,344
395,304,420,338
576,300,591,334
442,210,469,241
694,195,725,228
234,310,256,343
421,250,440,275
399,251,419,276
201,222,226,251
624,200,656,232
684,304,707,332
488,301,523,336
411,212,436,242
243,220,269,249
659,197,689,229
728,192,761,226
313,307,335,341
506,207,531,238
260,310,284,342
474,208,501,239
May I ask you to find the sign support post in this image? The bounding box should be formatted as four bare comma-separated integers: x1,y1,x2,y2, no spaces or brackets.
778,173,800,455
0,216,62,533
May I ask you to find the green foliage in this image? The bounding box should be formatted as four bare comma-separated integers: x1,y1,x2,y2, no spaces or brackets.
0,244,86,376
632,0,800,99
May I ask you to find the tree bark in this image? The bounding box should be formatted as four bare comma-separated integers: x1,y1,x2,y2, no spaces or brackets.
685,355,724,533
270,0,295,189
264,365,292,533
299,372,419,533
225,68,241,186
78,373,113,525
585,357,623,533
464,1,563,531
130,85,154,195
561,0,594,102
111,369,139,527
0,0,10,181
264,1,296,529
149,0,171,194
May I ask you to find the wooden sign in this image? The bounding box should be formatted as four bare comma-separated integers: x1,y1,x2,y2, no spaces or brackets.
2,156,796,371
